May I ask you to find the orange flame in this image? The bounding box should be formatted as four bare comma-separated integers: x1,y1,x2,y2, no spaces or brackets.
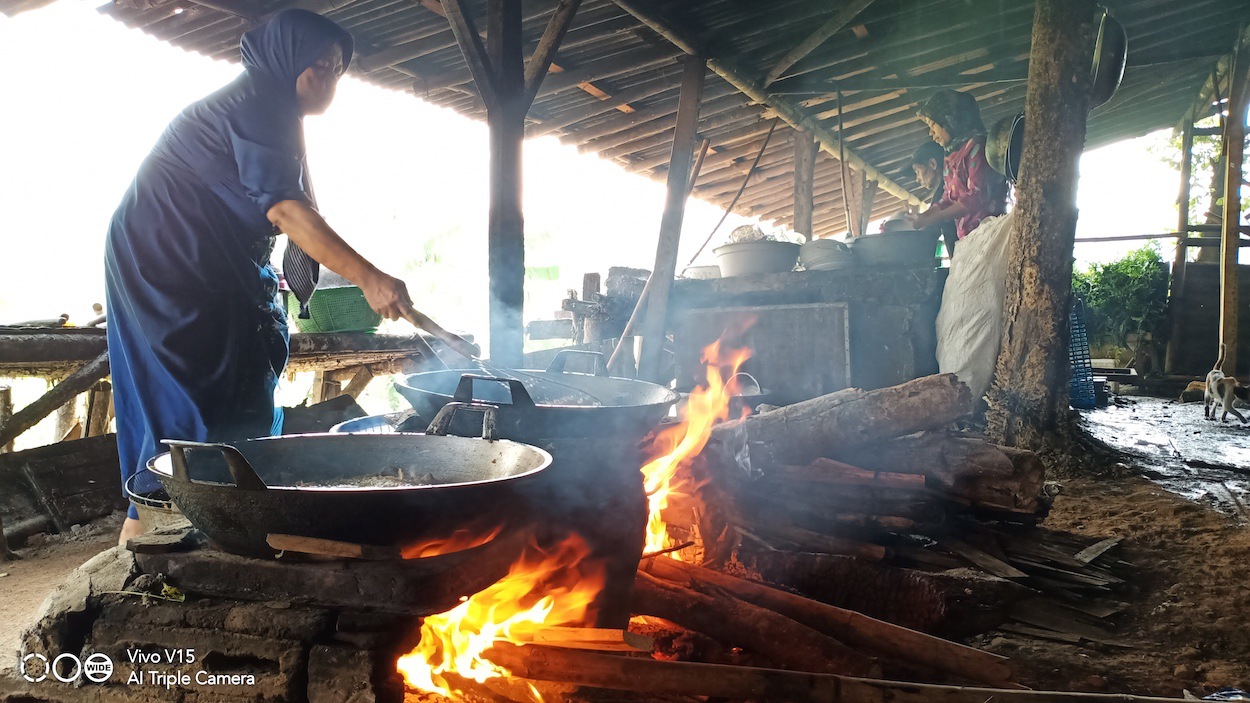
397,534,604,699
640,338,752,557
401,525,504,560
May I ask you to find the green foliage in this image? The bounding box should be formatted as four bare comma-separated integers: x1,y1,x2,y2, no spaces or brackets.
1151,115,1250,224
1071,244,1170,356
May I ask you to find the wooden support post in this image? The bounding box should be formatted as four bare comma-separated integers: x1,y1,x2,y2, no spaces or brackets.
309,371,340,404
86,380,112,437
0,385,13,453
986,0,1097,451
485,0,527,367
1165,120,1195,373
1220,49,1250,374
444,0,580,366
637,55,706,382
793,129,817,240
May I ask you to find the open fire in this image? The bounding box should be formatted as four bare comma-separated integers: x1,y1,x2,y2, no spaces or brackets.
398,335,751,700
639,338,752,557
397,534,604,699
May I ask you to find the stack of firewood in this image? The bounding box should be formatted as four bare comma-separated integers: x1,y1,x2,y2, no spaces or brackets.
657,374,1047,568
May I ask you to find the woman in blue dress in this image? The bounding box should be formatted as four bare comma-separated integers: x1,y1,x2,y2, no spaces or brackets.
106,9,418,544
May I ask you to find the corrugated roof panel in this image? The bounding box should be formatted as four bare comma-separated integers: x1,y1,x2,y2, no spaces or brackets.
44,0,1249,233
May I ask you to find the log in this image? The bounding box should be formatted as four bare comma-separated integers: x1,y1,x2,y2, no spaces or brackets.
511,626,653,652
770,460,927,490
642,558,1015,686
833,433,1046,514
485,643,1185,703
718,374,972,467
747,522,888,560
738,547,1029,638
0,351,109,449
630,571,879,676
266,534,403,560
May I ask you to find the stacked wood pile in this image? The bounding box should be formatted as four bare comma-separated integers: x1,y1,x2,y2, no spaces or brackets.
655,375,1047,571
651,373,1130,642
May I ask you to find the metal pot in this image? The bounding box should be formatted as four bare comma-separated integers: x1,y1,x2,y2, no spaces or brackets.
394,350,679,442
1090,6,1127,109
987,112,1025,183
713,241,800,277
851,229,941,267
145,403,552,558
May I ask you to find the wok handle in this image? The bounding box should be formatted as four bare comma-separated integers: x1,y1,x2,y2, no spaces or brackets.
453,374,536,407
546,349,608,376
426,402,500,441
161,439,268,491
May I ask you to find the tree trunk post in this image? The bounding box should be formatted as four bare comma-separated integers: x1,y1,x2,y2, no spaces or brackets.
986,0,1097,451
637,55,707,382
1220,50,1250,374
793,129,817,241
1165,120,1194,373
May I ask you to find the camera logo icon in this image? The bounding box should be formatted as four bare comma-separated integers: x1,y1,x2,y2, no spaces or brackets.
20,651,113,684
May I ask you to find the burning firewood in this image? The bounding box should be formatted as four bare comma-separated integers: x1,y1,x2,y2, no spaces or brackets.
640,557,1015,686
630,570,881,677
510,626,653,652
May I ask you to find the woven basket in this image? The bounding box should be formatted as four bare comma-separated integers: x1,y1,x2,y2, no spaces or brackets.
286,286,381,334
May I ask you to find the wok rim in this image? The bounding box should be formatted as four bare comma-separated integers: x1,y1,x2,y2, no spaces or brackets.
395,370,680,410
145,432,554,493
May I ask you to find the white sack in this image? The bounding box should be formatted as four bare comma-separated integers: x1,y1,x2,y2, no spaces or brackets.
936,213,1015,400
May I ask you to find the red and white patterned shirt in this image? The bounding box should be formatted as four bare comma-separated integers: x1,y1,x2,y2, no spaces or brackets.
937,135,1008,239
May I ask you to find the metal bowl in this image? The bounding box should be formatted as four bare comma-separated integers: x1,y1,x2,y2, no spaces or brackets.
851,229,941,267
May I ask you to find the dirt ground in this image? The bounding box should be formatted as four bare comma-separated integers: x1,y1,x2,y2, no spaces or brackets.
977,474,1250,696
0,513,122,675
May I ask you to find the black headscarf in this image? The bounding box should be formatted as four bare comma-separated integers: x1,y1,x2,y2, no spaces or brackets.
917,89,986,149
241,9,354,96
239,9,354,317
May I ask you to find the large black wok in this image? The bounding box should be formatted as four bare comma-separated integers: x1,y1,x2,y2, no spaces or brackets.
394,350,679,442
146,404,551,558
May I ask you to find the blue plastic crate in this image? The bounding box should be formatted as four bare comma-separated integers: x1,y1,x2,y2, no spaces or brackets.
1069,297,1097,409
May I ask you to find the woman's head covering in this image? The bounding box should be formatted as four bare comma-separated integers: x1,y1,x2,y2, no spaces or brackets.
917,89,986,146
240,9,354,94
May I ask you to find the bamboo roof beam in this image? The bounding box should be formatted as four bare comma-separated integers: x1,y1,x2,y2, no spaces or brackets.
762,0,877,87
609,0,920,206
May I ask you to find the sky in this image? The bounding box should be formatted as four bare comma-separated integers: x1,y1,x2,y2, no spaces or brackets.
0,0,1192,335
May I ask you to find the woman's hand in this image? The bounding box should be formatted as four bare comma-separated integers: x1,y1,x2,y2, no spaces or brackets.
360,270,414,321
269,200,417,321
